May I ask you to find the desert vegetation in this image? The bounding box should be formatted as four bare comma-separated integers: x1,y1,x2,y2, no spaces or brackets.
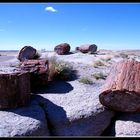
119,53,129,59
78,77,93,85
92,72,107,80
48,56,76,81
93,60,106,68
0,46,140,137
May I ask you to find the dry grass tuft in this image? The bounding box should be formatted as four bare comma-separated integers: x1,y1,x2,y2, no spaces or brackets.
93,60,106,68
78,77,93,85
92,72,107,80
48,56,76,81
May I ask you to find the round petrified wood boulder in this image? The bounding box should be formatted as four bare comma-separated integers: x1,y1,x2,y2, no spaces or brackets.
54,43,71,55
20,59,49,91
18,46,37,62
76,44,97,54
99,60,140,112
0,69,31,109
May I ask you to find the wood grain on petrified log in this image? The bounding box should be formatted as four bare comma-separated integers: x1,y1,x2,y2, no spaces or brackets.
18,46,37,62
0,71,31,109
20,59,49,91
77,44,97,53
99,60,140,112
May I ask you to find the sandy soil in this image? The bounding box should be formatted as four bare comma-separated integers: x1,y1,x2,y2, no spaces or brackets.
0,49,140,80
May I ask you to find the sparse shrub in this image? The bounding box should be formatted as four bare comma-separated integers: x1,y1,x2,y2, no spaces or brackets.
114,54,120,58
101,57,112,62
119,53,129,59
78,77,93,85
48,56,76,81
93,60,106,68
92,72,107,80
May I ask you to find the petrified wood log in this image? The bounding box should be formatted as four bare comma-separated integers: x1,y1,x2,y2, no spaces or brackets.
18,46,37,62
54,43,71,55
0,71,30,109
20,59,49,91
99,60,140,112
76,44,97,54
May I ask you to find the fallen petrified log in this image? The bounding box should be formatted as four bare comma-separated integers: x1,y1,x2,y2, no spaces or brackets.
54,43,71,55
0,70,30,109
18,46,37,62
99,60,140,112
76,44,97,54
20,59,49,91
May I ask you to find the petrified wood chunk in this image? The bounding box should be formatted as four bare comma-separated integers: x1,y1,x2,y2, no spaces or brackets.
20,59,49,91
18,46,37,62
76,44,97,54
99,60,140,112
54,43,71,55
0,70,30,109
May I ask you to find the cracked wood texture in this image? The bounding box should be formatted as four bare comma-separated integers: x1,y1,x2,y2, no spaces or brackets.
99,60,140,112
20,59,49,91
0,71,31,109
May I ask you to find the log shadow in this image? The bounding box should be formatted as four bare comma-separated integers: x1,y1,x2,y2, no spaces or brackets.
32,95,70,135
101,115,116,136
33,80,74,94
116,112,140,123
101,111,140,136
1,95,68,121
1,95,69,136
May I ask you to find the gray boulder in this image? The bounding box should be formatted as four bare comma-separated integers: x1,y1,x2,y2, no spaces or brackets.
0,96,50,137
34,80,115,136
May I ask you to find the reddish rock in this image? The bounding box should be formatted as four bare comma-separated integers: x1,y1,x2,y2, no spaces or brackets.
18,46,37,62
99,60,140,112
20,59,49,91
54,43,71,55
0,71,31,109
76,44,97,54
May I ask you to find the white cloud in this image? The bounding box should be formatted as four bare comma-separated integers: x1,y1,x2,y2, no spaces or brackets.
45,6,57,12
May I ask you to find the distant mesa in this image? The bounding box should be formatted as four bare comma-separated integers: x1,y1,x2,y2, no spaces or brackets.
76,44,97,54
18,46,38,62
54,43,71,55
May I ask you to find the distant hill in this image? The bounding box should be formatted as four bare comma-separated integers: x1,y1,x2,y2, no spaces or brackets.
0,50,18,52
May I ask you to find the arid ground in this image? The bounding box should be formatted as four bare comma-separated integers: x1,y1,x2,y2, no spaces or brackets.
0,49,140,136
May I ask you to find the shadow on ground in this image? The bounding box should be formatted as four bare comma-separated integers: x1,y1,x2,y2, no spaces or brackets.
1,95,68,123
101,112,140,136
0,94,69,136
32,80,74,94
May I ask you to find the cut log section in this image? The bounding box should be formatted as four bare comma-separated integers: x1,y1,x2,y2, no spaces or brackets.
99,60,140,112
18,46,37,62
0,70,31,109
20,59,49,91
76,44,97,54
54,43,71,55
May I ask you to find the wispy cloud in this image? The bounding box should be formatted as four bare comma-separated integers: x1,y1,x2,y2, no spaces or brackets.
45,6,57,12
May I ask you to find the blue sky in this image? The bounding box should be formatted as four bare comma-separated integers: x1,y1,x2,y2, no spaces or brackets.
0,3,140,51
